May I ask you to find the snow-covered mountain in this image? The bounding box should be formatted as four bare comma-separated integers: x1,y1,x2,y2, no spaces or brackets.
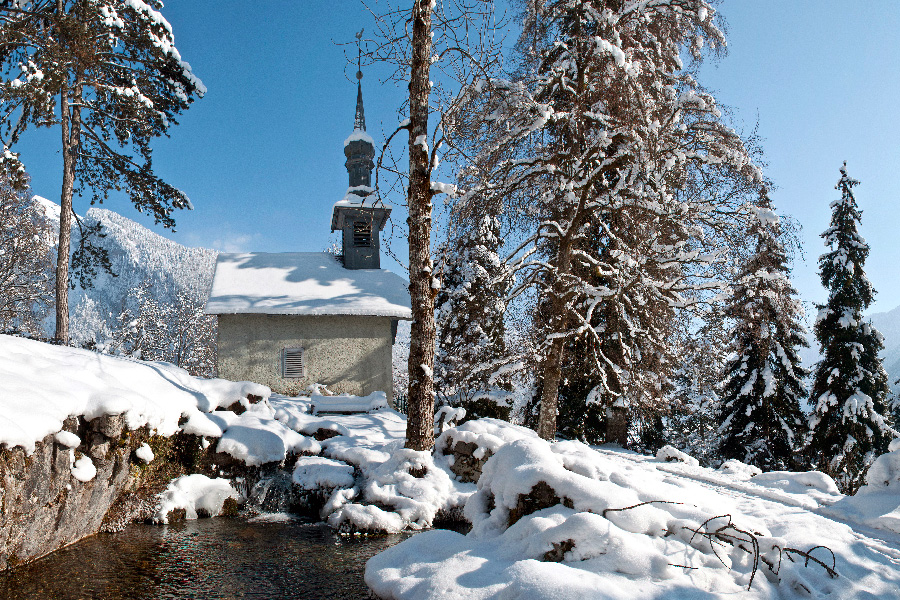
870,305,900,390
796,304,900,393
34,197,217,343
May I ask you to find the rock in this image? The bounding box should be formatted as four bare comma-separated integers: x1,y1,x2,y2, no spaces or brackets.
87,432,112,460
543,538,575,562
507,481,571,528
90,414,126,439
442,437,492,483
0,421,136,571
313,428,342,441
220,496,240,517
165,507,187,523
223,400,247,415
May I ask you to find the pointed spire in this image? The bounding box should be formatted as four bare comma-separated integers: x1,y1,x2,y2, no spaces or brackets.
354,76,366,131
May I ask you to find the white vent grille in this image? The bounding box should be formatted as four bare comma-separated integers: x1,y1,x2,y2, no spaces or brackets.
281,347,305,378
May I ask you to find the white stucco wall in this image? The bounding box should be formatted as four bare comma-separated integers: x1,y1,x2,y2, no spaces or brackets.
216,314,394,399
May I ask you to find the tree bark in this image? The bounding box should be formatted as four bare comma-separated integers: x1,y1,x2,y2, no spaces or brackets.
537,233,575,440
54,71,82,344
404,0,436,452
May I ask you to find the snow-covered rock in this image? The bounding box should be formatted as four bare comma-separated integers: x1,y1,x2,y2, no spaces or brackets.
153,474,241,523
0,334,269,455
292,456,355,490
655,444,700,467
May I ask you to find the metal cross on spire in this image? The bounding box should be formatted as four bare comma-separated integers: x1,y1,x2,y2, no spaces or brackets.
354,28,366,132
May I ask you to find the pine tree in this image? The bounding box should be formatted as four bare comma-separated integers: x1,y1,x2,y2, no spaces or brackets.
434,213,513,420
808,163,893,493
717,191,808,471
667,309,728,466
0,1,204,342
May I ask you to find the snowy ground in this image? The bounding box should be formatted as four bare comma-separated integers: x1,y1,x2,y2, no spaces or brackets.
366,436,900,599
4,334,900,598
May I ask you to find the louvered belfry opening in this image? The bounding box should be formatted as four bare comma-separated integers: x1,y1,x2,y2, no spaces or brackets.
281,347,305,378
353,221,372,247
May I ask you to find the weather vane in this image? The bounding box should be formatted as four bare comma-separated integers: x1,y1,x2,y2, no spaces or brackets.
355,28,364,80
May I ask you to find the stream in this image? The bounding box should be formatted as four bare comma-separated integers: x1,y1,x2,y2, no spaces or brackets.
0,516,411,599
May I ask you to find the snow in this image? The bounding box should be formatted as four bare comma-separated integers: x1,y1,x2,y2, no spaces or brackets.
70,454,97,482
292,456,355,490
204,252,411,319
135,442,155,463
310,391,388,414
54,431,81,448
367,433,900,600
0,334,269,454
153,474,240,523
344,129,375,147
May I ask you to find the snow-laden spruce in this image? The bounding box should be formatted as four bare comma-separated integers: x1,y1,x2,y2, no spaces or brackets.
807,163,894,493
435,213,514,420
717,190,808,471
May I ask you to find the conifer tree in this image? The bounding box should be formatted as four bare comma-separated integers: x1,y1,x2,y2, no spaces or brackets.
808,163,893,493
434,213,513,420
0,1,204,342
717,191,808,471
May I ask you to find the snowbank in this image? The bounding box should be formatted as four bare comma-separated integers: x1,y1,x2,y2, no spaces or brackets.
827,438,900,534
0,335,268,454
367,435,900,600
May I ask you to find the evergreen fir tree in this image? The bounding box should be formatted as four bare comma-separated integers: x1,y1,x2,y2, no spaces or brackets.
717,191,808,471
435,214,513,421
808,163,893,493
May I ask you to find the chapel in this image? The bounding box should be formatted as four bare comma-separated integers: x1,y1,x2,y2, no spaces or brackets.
204,75,411,399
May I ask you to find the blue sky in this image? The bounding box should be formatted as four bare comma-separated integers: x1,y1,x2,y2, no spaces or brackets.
14,1,900,315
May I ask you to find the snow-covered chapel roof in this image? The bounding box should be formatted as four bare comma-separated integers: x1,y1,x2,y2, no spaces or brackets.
204,252,411,319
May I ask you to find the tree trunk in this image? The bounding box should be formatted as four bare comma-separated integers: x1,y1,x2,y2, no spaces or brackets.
53,2,82,344
404,0,436,452
55,81,79,343
537,234,575,440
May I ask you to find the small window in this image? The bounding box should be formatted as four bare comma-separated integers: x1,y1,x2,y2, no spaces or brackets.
281,347,305,378
353,222,372,247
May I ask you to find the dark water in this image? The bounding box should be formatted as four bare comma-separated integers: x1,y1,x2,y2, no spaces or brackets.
0,517,411,600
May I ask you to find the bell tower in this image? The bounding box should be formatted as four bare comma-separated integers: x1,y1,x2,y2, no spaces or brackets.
331,56,391,270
